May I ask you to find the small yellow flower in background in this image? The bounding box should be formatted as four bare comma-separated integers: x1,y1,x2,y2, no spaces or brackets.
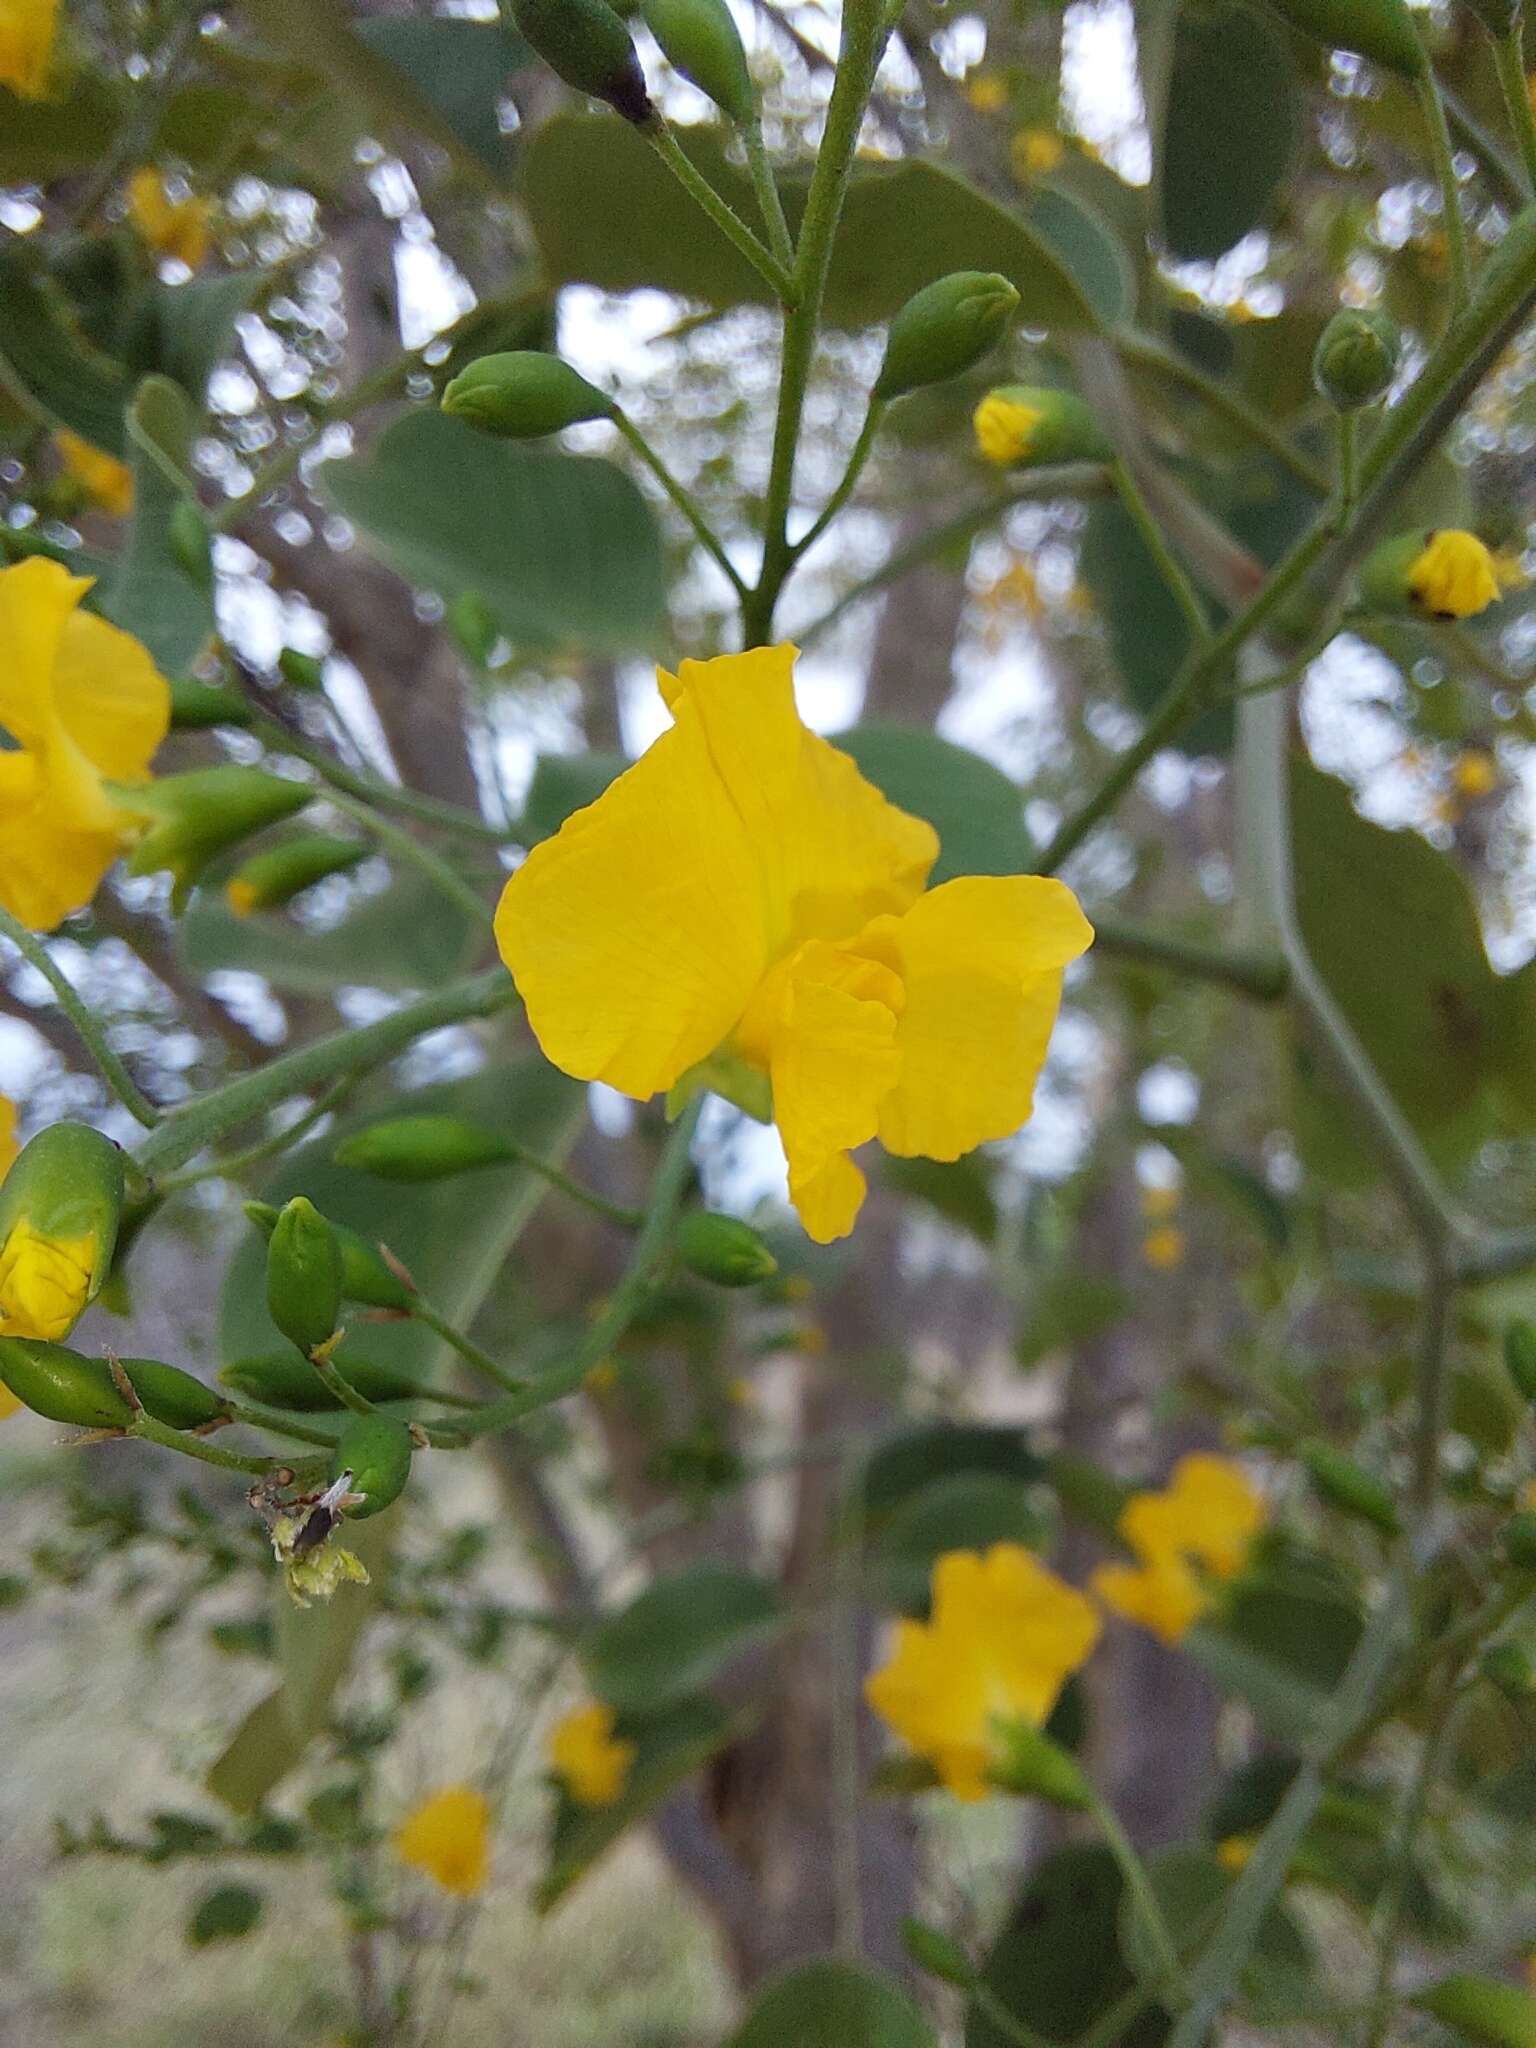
1142,1224,1186,1272
1093,1454,1264,1645
965,71,1009,114
1452,749,1498,800
126,168,213,269
497,648,1091,1243
0,558,170,931
865,1543,1100,1801
394,1785,492,1895
781,1273,813,1305
1216,1835,1255,1873
53,431,134,520
1140,1182,1180,1222
1011,127,1065,182
1408,530,1501,620
224,878,260,918
975,392,1046,467
548,1701,635,1807
0,0,56,100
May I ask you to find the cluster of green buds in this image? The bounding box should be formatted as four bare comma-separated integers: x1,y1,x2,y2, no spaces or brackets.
244,1199,413,1311
117,765,313,912
512,0,761,129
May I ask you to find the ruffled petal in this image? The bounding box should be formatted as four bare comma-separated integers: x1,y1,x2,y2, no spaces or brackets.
52,606,171,783
862,875,1093,1161
0,749,124,930
0,557,91,752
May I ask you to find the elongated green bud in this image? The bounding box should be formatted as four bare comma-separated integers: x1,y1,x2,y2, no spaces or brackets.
224,835,366,918
0,1123,124,1343
987,1720,1092,1809
973,384,1110,469
119,766,312,911
221,1350,467,1412
901,1920,976,1989
266,1197,342,1357
1301,1442,1400,1535
117,1355,232,1430
1412,1975,1536,2043
331,1412,414,1517
277,647,326,692
243,1200,412,1311
676,1211,778,1287
446,589,501,668
874,272,1020,402
1504,1318,1536,1402
1312,308,1399,411
442,351,616,438
0,1339,217,1432
334,1116,514,1182
641,0,753,125
168,497,213,589
1502,1511,1536,1570
1480,1641,1535,1699
1259,0,1425,78
511,0,653,123
168,676,252,730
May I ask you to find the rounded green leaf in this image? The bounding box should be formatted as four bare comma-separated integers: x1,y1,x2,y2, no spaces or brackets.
728,1960,937,2048
1160,3,1297,261
583,1562,782,1714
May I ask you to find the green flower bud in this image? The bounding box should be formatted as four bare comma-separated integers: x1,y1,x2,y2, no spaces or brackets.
1480,1641,1535,1698
266,1196,343,1357
973,384,1110,469
0,1123,124,1343
446,589,501,668
1259,0,1425,79
119,766,312,912
900,1919,976,1989
224,835,366,918
1502,1511,1536,1570
675,1210,778,1287
1301,1441,1400,1535
987,1719,1093,1809
243,1200,413,1312
277,647,326,692
0,1338,205,1431
641,0,754,125
1412,1976,1536,2044
1504,1318,1536,1402
168,497,213,590
331,1411,414,1517
333,1116,514,1182
117,1355,232,1430
874,272,1021,402
510,0,653,124
221,1349,469,1412
1312,308,1400,411
167,675,253,730
441,351,616,439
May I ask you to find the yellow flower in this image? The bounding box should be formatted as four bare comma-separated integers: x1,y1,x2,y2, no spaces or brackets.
0,1218,97,1339
126,168,212,269
1451,749,1498,799
1093,1553,1207,1647
1142,1224,1186,1271
0,558,170,930
496,648,1091,1243
0,0,56,100
53,431,134,520
966,72,1009,114
1408,531,1501,620
1011,127,1065,182
393,1785,492,1895
865,1543,1101,1801
975,392,1046,467
1093,1454,1265,1645
224,878,260,918
1216,1835,1255,1873
548,1701,635,1807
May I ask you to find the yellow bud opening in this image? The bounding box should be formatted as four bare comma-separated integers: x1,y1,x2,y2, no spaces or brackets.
1408,530,1501,620
0,1219,97,1341
1011,127,1065,182
225,878,260,918
974,393,1044,467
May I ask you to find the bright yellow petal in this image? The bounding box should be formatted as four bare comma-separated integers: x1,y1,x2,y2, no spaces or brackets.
866,1616,991,1779
861,875,1092,1161
0,1097,17,1182
0,557,92,751
659,648,938,954
0,748,125,931
0,0,56,99
1164,1454,1265,1579
1092,1556,1207,1646
495,707,769,1100
393,1785,491,1895
52,606,172,783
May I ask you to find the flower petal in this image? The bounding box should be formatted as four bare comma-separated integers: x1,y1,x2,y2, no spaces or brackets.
52,606,171,783
0,557,92,752
0,749,124,931
863,875,1092,1161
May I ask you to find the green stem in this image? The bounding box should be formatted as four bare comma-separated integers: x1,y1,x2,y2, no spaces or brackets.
127,1408,281,1475
222,1398,347,1450
156,1077,358,1193
645,122,797,303
1336,410,1359,524
1111,458,1212,646
409,1296,525,1397
744,111,795,269
0,906,160,1127
1415,69,1472,309
245,712,509,845
310,1343,375,1416
1361,1679,1462,2048
321,788,492,930
1492,26,1536,194
744,0,889,643
790,399,887,564
612,412,748,598
968,1983,1056,2048
1445,80,1529,210
1090,915,1288,1001
1090,1789,1187,2000
1117,332,1331,495
134,968,517,1178
497,1143,643,1229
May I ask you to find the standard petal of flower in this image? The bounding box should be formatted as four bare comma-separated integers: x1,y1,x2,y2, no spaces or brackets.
933,1543,1099,1723
495,703,769,1101
53,607,172,782
864,1617,992,1801
1092,1556,1208,1646
864,875,1093,1161
1163,1453,1265,1579
0,749,125,931
659,647,938,952
0,556,92,751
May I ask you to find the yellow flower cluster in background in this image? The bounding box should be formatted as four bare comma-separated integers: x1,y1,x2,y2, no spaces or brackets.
1011,128,1064,183
1093,1454,1264,1645
53,430,134,520
127,168,213,269
865,1543,1100,1799
0,0,57,100
497,647,1091,1243
0,558,170,930
548,1701,635,1807
393,1785,492,1895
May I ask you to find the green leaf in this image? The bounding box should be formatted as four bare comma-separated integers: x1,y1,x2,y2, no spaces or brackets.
0,244,133,453
187,1882,265,1945
727,1960,937,2048
1159,4,1297,261
539,1694,742,1911
1413,1975,1536,2047
871,1474,1049,1615
858,1423,1042,1526
1189,1578,1364,1742
523,115,1130,331
0,75,126,181
879,1153,999,1241
831,724,1032,884
355,19,529,170
130,271,266,417
321,410,667,657
102,377,215,674
583,1562,783,1714
1119,1846,1313,2023
521,749,628,842
1016,1269,1131,1369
